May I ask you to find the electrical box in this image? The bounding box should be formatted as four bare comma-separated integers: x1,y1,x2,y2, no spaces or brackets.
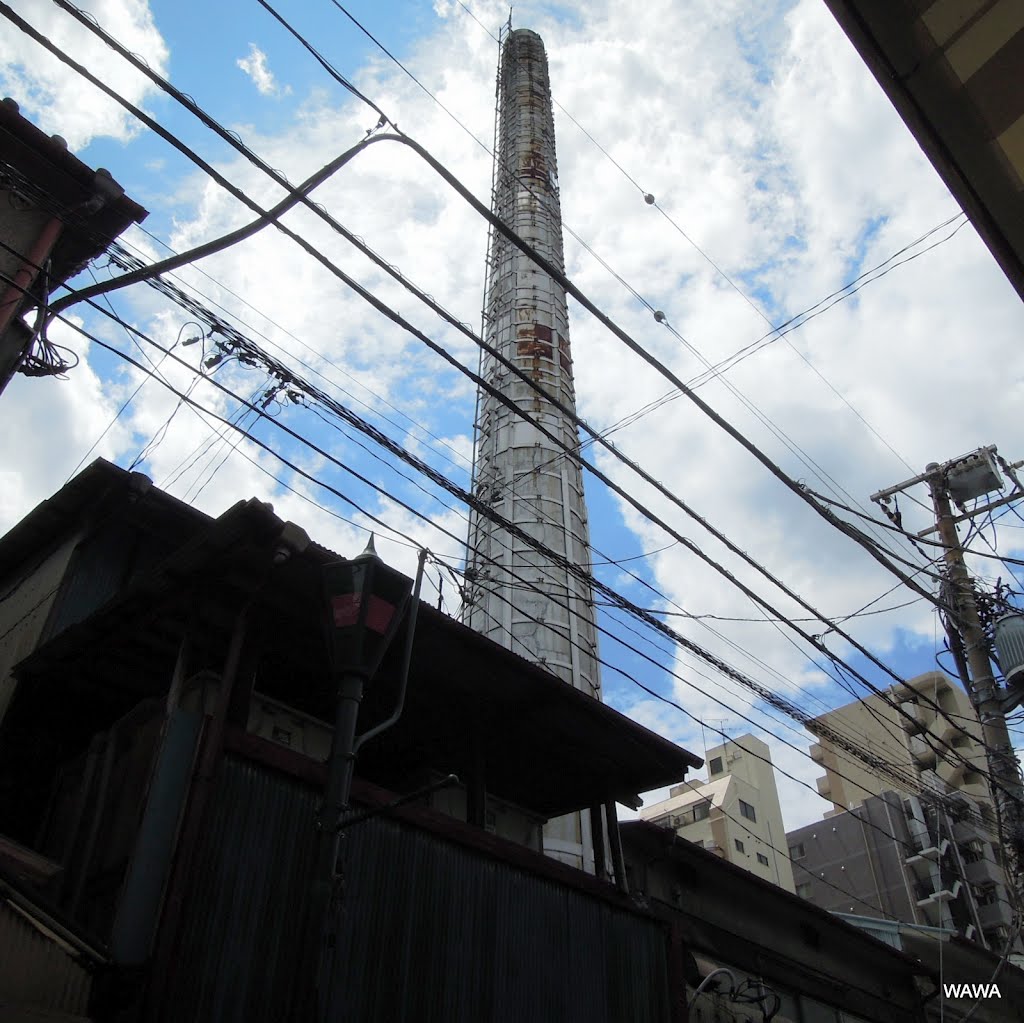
946,448,1002,503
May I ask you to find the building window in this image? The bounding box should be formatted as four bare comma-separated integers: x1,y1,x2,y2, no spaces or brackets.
757,852,770,866
796,882,812,899
709,756,723,775
974,883,997,906
692,801,711,822
789,842,805,860
739,799,757,822
735,838,745,854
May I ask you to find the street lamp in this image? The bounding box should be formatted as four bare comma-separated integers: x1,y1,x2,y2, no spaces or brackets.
310,535,418,1019
320,534,414,831
324,535,413,674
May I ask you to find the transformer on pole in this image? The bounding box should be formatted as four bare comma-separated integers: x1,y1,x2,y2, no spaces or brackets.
872,447,1024,915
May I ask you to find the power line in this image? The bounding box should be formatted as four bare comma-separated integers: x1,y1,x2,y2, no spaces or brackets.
73,290,1010,813
32,3,952,673
39,285,1009,848
302,0,919,548
241,0,904,581
6,4,1007,819
2,81,985,802
596,213,968,441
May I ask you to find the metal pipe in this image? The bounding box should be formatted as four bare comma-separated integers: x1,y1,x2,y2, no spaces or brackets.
605,799,628,894
0,215,63,394
311,555,425,1019
47,138,381,321
0,216,62,333
353,548,427,753
53,733,102,904
687,967,736,1009
67,725,116,915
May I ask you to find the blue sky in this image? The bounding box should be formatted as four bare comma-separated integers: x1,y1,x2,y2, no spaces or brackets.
2,0,1024,830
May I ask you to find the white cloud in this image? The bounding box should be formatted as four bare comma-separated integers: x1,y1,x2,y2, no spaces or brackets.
0,0,168,149
236,43,285,97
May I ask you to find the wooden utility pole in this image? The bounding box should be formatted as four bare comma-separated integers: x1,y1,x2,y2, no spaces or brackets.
926,465,1024,868
873,447,1024,896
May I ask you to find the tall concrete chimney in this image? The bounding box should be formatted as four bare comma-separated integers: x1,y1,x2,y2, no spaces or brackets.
464,29,602,872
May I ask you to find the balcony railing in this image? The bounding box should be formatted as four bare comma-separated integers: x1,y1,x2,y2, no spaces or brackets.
914,879,961,905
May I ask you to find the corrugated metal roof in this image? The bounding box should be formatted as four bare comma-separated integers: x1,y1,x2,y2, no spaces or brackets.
160,755,671,1022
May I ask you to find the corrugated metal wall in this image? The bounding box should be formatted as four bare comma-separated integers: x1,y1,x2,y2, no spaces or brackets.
0,897,93,1018
162,756,671,1022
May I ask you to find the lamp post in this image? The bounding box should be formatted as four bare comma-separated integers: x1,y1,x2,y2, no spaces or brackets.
311,535,417,1017
321,535,414,827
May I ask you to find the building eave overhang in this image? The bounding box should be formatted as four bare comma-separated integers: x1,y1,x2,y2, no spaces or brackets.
12,477,700,818
0,99,148,289
622,819,935,979
823,1,1024,304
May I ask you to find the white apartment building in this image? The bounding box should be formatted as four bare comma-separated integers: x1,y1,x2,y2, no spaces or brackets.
639,734,796,893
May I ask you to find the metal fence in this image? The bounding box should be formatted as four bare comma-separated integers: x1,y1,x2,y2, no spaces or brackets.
161,755,672,1022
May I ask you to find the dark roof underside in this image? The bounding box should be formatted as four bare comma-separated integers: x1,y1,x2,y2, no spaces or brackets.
825,0,1024,303
14,490,700,818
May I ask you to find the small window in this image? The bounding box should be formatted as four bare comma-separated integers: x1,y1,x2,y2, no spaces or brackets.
692,801,711,822
789,843,805,860
974,883,997,906
709,756,723,775
734,839,745,853
796,882,812,899
739,799,757,822
757,852,770,866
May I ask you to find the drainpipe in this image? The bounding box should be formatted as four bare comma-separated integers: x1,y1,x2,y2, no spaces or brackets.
67,725,117,916
605,799,629,894
944,806,986,947
0,216,63,393
351,549,427,755
53,733,103,904
883,796,922,925
65,698,159,916
857,810,885,914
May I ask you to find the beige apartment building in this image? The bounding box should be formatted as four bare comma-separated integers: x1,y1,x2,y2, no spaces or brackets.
639,734,796,893
792,671,1015,950
810,671,991,816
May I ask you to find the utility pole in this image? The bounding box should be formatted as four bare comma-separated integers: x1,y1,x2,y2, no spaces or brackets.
872,447,1024,900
